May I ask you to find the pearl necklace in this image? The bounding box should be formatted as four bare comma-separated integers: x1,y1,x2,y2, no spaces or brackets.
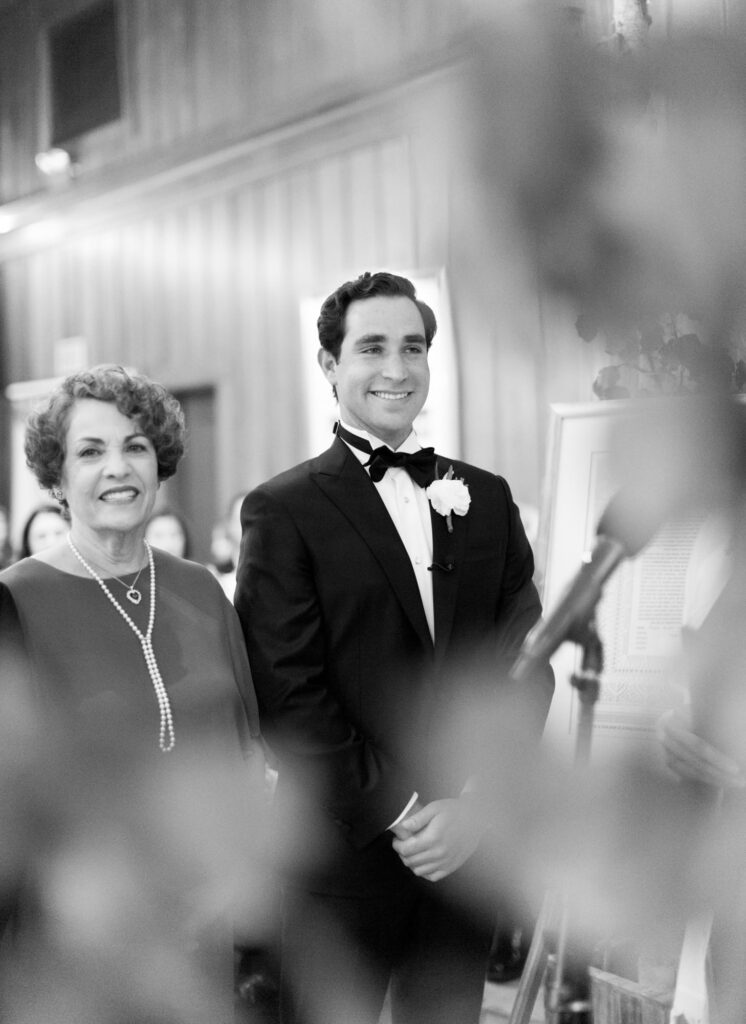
66,535,175,752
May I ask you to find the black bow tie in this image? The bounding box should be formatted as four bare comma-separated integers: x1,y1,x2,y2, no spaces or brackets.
367,446,437,486
334,422,437,488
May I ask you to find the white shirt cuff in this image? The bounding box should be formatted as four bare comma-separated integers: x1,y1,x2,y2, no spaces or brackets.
388,791,419,831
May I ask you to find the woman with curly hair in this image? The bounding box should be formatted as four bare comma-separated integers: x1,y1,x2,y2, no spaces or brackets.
0,365,267,1023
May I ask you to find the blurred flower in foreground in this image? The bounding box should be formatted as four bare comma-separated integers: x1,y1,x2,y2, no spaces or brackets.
395,5,746,1015
0,700,273,1024
420,667,746,1002
451,13,746,341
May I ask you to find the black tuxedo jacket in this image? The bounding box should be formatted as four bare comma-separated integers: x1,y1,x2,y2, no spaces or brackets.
235,438,553,895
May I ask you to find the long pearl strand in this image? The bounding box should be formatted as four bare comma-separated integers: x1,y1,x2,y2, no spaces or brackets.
66,535,175,752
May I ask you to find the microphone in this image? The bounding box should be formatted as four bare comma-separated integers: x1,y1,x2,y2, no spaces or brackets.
510,492,662,682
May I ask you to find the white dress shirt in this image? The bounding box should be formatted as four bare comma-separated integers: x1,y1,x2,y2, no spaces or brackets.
337,420,435,643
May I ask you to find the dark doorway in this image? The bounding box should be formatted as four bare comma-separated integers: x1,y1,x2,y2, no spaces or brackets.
50,1,122,145
155,386,216,566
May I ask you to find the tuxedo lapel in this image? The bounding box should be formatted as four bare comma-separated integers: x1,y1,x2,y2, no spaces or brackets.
430,491,467,663
312,441,433,652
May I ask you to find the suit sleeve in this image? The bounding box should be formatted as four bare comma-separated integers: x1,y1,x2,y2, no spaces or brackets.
234,485,417,848
0,584,34,943
0,582,37,715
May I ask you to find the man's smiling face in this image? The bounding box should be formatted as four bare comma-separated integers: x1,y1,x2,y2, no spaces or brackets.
318,295,430,450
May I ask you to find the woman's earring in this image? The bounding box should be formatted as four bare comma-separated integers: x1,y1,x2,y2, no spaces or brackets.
52,487,64,503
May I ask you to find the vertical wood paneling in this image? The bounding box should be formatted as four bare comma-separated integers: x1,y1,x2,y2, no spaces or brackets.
45,247,65,367
160,208,188,369
96,232,123,364
0,100,548,519
130,217,155,368
0,8,42,201
286,168,316,299
27,252,51,375
347,146,381,269
315,154,351,278
265,0,294,105
210,193,242,491
192,0,218,130
159,0,194,142
134,1,167,145
286,165,319,461
2,125,424,499
63,243,83,343
250,180,279,485
260,175,293,462
181,202,208,371
112,222,138,369
231,185,269,492
3,0,736,210
129,0,154,146
377,137,416,271
137,217,161,366
73,234,99,365
0,0,473,204
205,198,234,372
3,260,27,381
214,0,248,127
242,0,274,117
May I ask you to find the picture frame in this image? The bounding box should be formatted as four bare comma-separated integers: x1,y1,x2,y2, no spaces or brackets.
537,401,704,763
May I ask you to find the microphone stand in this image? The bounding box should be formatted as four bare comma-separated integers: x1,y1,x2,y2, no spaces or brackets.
508,614,603,1024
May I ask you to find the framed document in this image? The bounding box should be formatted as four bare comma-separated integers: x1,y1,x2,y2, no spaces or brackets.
538,402,704,763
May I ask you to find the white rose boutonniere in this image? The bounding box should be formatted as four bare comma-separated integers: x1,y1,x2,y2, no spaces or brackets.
426,465,470,533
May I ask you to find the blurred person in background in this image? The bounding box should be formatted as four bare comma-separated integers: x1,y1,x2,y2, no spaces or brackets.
210,490,247,599
235,271,554,1024
18,502,68,559
0,365,267,1024
145,507,192,559
653,475,746,1023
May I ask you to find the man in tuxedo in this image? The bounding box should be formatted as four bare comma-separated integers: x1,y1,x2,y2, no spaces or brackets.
234,271,553,1024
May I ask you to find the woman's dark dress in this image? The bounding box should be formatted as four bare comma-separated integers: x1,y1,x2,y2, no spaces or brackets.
0,550,263,1023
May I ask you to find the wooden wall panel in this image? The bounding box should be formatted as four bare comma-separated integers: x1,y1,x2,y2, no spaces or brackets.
4,0,731,526
0,9,42,201
130,0,169,148
230,185,271,493
115,221,147,370
0,0,469,205
1,262,25,384
0,128,421,515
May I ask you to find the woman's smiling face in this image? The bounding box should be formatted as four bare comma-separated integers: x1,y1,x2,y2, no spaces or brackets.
60,398,159,539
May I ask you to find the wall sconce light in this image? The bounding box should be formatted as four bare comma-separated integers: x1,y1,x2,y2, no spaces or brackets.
34,146,78,180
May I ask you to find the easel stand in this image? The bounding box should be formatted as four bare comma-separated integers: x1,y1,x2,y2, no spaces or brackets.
509,617,603,1024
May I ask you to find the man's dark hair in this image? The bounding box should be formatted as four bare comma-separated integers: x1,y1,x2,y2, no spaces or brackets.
317,271,437,360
